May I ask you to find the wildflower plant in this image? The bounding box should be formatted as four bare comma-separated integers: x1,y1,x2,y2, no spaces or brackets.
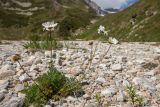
126,83,144,107
42,21,58,67
23,68,82,107
97,25,119,64
11,54,47,98
95,92,102,106
42,21,58,31
86,25,119,70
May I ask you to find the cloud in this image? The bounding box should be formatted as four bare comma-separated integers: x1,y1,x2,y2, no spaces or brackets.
91,0,128,9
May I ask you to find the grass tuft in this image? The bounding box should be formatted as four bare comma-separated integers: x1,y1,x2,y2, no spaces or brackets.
126,83,144,107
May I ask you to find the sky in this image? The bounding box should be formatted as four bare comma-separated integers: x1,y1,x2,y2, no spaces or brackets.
92,0,137,9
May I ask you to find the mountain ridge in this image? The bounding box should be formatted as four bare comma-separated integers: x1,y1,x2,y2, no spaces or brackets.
80,0,160,42
0,0,96,40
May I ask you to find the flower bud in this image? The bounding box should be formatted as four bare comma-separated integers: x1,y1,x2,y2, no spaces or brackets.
10,54,21,62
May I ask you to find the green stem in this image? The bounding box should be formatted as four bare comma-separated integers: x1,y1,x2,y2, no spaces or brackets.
49,31,53,68
17,61,47,98
88,41,100,70
97,44,112,65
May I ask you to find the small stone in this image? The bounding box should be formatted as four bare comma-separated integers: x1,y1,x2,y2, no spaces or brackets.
83,94,91,100
136,59,145,64
16,70,24,76
101,87,117,97
156,84,160,90
154,48,160,54
29,64,39,72
19,74,30,82
45,51,51,57
117,90,125,102
132,77,144,85
0,64,16,79
127,69,138,74
122,80,130,87
111,64,122,71
14,84,24,92
67,96,77,102
81,80,90,86
0,80,9,90
29,72,37,79
1,97,24,107
123,103,132,107
18,93,25,98
144,70,155,76
143,82,156,91
0,70,15,80
34,58,42,65
26,56,36,65
0,64,15,71
44,105,52,107
96,77,106,84
99,64,106,69
132,77,156,91
85,103,94,107
0,93,5,101
45,51,56,58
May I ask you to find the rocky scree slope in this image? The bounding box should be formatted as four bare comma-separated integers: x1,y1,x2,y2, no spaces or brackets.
0,41,160,106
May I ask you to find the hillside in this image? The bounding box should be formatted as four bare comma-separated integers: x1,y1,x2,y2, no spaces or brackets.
80,0,160,42
0,0,96,40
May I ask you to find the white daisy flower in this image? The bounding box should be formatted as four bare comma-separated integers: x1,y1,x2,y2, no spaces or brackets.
108,37,118,44
42,21,58,31
98,25,105,34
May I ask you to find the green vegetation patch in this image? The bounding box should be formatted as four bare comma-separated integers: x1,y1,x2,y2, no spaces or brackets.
23,68,82,107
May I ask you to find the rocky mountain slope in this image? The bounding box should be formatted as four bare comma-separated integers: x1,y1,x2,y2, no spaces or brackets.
0,41,160,106
80,0,160,42
0,0,95,40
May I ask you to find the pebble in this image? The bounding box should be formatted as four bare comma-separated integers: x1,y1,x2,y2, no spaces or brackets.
14,84,24,92
101,87,117,97
111,64,122,71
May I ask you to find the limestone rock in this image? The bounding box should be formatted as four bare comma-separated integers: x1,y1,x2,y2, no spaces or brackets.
101,87,117,97
19,74,30,82
111,64,122,71
14,84,24,92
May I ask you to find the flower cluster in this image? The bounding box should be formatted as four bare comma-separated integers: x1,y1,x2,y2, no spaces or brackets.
98,25,109,36
42,21,58,31
98,25,118,44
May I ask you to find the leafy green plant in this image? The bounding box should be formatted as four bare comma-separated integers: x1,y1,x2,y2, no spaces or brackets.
95,92,102,106
126,83,144,107
23,68,82,107
23,35,63,50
